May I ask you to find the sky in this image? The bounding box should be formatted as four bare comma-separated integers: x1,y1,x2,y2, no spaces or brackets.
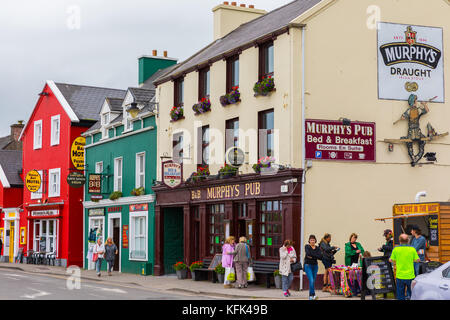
0,0,293,137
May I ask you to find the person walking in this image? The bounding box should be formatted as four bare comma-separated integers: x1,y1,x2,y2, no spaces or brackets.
222,236,235,288
232,236,251,289
319,233,339,292
279,239,297,297
345,233,365,266
0,237,2,256
389,233,420,300
104,237,118,276
410,225,427,276
378,229,394,257
93,237,105,277
304,235,322,300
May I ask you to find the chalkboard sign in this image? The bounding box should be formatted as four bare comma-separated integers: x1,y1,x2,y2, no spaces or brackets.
208,254,223,270
361,256,396,300
428,214,439,246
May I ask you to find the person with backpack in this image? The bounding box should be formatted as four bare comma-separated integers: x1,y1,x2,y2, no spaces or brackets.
232,236,251,289
319,233,339,292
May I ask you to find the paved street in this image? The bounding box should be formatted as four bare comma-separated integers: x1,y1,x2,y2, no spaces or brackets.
0,269,215,300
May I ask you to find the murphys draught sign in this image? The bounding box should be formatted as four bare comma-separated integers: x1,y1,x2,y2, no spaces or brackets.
377,22,444,103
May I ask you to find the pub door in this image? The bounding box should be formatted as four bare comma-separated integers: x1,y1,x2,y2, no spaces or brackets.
233,203,250,242
112,218,120,271
163,207,184,274
192,206,201,262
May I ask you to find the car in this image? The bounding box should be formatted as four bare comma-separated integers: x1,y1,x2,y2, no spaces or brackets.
411,261,450,300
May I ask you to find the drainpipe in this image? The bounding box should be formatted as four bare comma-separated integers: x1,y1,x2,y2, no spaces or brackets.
415,191,427,203
299,25,306,291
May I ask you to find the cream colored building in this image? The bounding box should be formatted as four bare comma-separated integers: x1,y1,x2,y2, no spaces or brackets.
150,0,450,281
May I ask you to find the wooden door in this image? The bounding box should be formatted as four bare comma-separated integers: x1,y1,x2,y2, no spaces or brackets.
113,219,120,271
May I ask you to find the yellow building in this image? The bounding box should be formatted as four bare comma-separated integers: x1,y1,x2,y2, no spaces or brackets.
149,0,450,288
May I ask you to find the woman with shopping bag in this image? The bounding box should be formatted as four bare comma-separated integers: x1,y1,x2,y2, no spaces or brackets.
279,239,297,297
222,236,236,288
232,237,251,289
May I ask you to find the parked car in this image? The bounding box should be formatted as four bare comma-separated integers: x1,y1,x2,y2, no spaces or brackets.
411,261,450,300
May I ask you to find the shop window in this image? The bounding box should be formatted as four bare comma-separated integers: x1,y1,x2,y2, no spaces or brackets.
225,118,239,153
208,204,225,255
172,132,184,164
33,219,57,254
48,168,60,198
135,152,145,189
226,55,239,93
130,212,147,260
258,200,282,258
259,41,274,80
33,120,42,149
50,115,60,146
258,109,274,158
198,67,210,100
174,77,184,107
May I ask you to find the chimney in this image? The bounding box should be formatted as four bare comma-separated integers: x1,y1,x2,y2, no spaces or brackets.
10,121,24,142
138,51,177,85
212,3,266,41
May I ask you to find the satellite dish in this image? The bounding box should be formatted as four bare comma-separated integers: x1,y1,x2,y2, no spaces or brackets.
225,147,245,167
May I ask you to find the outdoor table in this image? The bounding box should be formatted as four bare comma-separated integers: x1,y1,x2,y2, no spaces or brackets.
328,265,362,298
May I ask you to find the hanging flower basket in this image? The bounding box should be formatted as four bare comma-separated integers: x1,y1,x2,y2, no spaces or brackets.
170,105,184,122
220,87,241,106
252,156,275,173
253,76,275,97
193,97,211,115
218,164,238,179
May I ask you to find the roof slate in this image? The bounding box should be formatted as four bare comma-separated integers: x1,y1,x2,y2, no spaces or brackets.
54,83,127,121
0,150,23,187
154,0,321,84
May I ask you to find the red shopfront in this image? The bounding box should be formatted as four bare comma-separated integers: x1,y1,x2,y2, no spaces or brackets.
152,169,303,288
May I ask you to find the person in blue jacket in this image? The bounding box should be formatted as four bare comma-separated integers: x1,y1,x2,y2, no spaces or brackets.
410,225,427,276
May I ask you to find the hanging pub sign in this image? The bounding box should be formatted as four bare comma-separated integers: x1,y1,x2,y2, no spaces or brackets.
377,22,444,103
67,171,86,188
25,170,42,193
225,147,245,167
305,119,376,162
71,136,86,170
162,160,182,188
88,174,102,194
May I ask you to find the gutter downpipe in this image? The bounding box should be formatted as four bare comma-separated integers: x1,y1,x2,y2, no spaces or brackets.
300,25,306,291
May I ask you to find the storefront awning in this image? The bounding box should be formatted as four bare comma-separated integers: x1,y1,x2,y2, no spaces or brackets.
375,212,433,221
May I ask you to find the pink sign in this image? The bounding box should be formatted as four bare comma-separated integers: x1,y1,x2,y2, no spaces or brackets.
305,119,376,162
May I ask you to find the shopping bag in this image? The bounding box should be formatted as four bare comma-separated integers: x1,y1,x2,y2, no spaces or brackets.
224,267,236,284
92,253,98,262
247,267,256,282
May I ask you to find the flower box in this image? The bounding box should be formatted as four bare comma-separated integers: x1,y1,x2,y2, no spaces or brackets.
218,164,238,179
191,167,210,182
170,105,184,122
193,97,211,115
252,156,275,173
253,76,275,97
220,87,241,106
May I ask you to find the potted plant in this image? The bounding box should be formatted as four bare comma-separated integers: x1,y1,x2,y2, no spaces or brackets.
218,164,238,179
192,166,210,182
189,261,204,281
220,86,241,106
131,187,145,196
252,156,276,174
109,191,123,201
192,97,211,115
215,263,225,284
173,261,188,279
274,270,282,289
253,76,275,97
170,105,184,122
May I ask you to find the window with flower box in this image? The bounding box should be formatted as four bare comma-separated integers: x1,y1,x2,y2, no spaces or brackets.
259,41,274,80
197,125,209,170
258,200,282,258
258,109,274,158
198,67,210,101
208,204,225,255
226,56,239,93
225,118,239,153
174,77,184,107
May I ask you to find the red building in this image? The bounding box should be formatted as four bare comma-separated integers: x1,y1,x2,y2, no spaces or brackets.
0,150,24,262
20,81,125,267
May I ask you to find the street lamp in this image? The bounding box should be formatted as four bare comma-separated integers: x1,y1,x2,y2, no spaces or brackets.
126,102,140,119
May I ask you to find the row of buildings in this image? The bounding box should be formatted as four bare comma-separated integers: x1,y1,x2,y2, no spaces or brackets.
1,0,449,289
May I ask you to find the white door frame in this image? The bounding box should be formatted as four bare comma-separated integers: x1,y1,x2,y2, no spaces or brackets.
87,216,105,270
107,212,121,273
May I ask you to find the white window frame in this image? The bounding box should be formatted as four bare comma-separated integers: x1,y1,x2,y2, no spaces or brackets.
48,168,61,198
33,219,58,254
95,161,103,174
114,157,123,192
33,120,43,149
50,115,60,146
135,152,145,189
129,211,148,261
101,113,110,139
88,216,105,270
30,170,43,199
125,113,133,132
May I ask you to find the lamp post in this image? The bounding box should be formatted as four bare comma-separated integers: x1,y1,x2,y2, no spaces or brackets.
126,102,140,119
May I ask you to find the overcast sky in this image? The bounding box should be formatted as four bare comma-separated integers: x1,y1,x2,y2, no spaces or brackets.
0,0,292,137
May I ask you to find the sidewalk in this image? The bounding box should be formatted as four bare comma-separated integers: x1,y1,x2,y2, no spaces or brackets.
0,262,359,300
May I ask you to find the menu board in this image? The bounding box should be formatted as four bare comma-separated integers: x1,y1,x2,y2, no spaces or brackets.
428,214,439,246
361,256,396,300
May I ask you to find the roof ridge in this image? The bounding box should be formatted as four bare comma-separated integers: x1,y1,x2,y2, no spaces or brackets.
54,82,126,92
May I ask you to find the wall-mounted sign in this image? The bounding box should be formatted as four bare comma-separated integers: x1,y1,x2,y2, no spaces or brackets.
107,206,122,213
190,182,261,201
130,204,148,212
71,137,86,170
88,208,105,216
305,119,376,162
122,225,129,248
20,227,27,245
31,210,59,217
88,174,102,194
226,147,245,167
378,22,444,103
25,170,42,193
428,214,439,246
393,203,439,215
91,195,103,201
67,171,86,188
162,161,182,188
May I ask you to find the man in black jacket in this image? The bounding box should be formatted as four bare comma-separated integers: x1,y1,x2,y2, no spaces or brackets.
378,229,393,257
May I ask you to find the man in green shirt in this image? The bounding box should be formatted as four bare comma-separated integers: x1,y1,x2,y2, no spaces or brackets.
389,234,420,300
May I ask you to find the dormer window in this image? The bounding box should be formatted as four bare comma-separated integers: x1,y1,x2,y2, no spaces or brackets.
101,112,110,139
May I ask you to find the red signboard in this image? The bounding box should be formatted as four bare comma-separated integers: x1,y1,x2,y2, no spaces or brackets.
122,225,129,249
305,119,376,162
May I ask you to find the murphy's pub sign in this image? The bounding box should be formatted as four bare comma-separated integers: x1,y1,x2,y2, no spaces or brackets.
162,161,182,188
377,22,444,103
